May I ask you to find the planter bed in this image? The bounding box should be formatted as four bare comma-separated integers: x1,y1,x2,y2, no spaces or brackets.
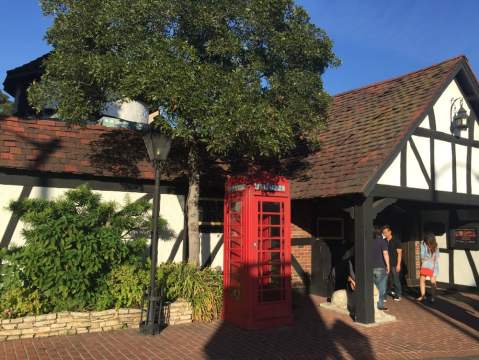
0,300,192,341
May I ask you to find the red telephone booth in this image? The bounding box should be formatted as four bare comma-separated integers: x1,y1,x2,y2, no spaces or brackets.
223,175,292,329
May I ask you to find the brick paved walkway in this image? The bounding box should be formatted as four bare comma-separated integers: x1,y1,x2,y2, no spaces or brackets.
1,290,478,360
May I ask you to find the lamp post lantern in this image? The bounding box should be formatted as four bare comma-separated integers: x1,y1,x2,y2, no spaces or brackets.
140,125,171,335
450,97,470,137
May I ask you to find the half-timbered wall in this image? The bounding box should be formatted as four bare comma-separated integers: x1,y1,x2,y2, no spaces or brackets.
378,78,479,195
200,233,223,269
376,77,479,288
421,209,479,287
0,179,186,264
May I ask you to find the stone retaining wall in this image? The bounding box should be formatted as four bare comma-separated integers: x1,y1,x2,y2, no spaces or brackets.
0,300,192,341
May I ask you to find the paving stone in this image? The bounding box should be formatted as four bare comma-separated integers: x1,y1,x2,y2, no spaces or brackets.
0,291,478,360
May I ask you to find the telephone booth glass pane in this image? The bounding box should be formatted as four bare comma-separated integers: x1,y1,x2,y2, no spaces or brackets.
228,198,242,300
257,201,285,303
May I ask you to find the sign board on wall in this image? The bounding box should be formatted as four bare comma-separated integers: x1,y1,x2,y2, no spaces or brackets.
450,227,479,250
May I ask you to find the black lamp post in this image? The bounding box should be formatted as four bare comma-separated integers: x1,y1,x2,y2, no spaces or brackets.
140,125,172,335
450,97,469,137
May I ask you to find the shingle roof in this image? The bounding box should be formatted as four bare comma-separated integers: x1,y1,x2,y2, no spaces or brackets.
3,54,49,97
0,56,473,199
0,117,156,180
291,55,467,199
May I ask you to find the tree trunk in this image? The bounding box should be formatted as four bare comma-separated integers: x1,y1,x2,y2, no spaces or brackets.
187,144,200,267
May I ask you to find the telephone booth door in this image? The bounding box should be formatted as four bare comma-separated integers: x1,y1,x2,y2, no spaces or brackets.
254,196,291,321
223,176,292,329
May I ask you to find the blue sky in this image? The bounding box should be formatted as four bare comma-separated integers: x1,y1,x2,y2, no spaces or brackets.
1,1,479,97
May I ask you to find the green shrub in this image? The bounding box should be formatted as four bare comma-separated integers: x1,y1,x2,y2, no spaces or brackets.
99,264,150,310
0,185,168,317
0,249,43,318
96,263,223,322
158,263,223,322
0,185,222,322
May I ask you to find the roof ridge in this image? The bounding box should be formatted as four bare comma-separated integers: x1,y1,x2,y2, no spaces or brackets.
0,116,122,131
5,53,50,75
333,55,466,98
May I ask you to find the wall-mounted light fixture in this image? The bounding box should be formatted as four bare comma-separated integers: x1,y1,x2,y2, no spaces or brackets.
450,97,469,137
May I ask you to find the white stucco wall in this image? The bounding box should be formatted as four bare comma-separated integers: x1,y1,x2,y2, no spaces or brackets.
421,210,448,250
434,139,453,192
0,184,24,246
378,152,401,186
453,250,479,287
200,232,224,269
456,144,468,194
472,147,479,195
418,115,430,129
474,116,479,142
377,78,479,194
437,252,449,284
406,141,429,189
433,79,471,139
412,135,431,178
421,210,478,287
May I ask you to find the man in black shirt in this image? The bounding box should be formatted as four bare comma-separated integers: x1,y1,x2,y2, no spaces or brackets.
382,225,402,301
372,233,390,310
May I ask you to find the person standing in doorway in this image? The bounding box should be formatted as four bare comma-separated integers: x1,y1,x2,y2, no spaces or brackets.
382,225,402,301
417,233,440,303
372,232,390,311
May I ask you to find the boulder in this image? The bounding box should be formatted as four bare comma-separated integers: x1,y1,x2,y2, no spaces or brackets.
331,289,348,310
323,286,396,324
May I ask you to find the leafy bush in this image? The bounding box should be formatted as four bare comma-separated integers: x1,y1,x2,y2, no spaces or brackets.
96,263,223,321
158,263,223,322
0,249,42,318
0,185,162,316
0,185,222,322
97,264,150,310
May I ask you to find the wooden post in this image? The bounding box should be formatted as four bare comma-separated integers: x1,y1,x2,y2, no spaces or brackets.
354,196,375,324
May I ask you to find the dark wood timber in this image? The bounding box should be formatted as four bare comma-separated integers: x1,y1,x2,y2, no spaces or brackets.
465,250,479,288
409,138,432,189
354,197,374,324
452,142,457,193
363,61,464,197
0,185,33,248
429,110,437,131
467,114,474,195
400,148,407,187
372,198,397,218
291,254,311,292
414,127,479,148
200,234,223,269
430,115,436,198
373,185,479,206
0,169,182,194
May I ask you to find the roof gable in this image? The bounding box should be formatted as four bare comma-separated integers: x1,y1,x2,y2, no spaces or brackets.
291,55,472,199
2,56,478,199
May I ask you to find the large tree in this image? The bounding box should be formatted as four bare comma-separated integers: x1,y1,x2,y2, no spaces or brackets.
0,91,13,116
29,0,339,266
